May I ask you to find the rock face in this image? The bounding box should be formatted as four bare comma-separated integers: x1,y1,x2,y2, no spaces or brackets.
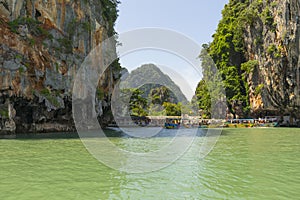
0,0,121,134
207,0,300,119
244,0,300,117
121,64,188,103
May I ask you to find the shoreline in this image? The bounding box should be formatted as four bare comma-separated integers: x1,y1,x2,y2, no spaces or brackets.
1,126,298,139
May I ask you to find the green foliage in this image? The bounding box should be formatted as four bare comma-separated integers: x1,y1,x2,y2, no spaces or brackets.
203,0,267,117
8,17,51,38
55,62,59,72
24,62,31,68
100,0,120,36
194,80,211,118
260,7,272,24
162,102,181,116
180,103,196,116
195,45,226,118
148,84,189,116
40,88,50,95
28,38,36,46
149,86,172,105
260,6,277,31
254,84,264,96
46,95,60,107
267,44,281,58
39,88,60,107
148,104,166,116
270,2,278,8
238,0,263,26
67,19,92,35
209,1,248,86
18,67,25,74
121,65,188,117
122,64,187,103
241,60,259,74
125,83,185,117
254,36,263,46
129,89,148,117
81,22,92,32
96,88,105,100
0,109,9,118
240,60,259,115
15,54,23,60
57,38,73,53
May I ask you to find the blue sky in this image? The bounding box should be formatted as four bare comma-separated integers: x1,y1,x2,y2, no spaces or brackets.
115,0,228,100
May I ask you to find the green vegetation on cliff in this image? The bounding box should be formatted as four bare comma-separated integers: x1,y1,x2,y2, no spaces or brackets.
208,0,250,117
100,0,120,36
195,0,278,118
0,0,122,133
121,64,187,117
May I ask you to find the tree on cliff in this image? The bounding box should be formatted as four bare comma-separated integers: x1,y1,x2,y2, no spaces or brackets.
194,44,226,119
129,89,149,117
195,0,264,118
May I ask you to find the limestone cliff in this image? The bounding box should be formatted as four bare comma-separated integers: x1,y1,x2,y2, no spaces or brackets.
244,0,300,118
206,0,300,120
0,0,121,134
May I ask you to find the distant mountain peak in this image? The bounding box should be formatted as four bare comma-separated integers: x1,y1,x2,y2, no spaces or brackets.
120,64,188,103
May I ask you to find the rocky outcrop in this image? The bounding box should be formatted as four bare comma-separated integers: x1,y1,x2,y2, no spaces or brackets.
121,64,188,103
0,0,121,134
244,0,300,117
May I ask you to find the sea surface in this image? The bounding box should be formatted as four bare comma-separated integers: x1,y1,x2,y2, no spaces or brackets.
0,128,299,199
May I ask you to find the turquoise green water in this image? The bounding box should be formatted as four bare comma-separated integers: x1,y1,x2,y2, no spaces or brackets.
0,128,299,199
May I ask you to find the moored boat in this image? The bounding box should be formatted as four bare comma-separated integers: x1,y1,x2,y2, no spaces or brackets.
164,118,181,129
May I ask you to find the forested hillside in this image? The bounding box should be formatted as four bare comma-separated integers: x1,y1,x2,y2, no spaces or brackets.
119,64,188,116
195,0,300,119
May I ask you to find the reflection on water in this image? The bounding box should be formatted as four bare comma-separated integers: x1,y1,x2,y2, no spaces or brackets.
103,128,300,199
0,128,299,199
